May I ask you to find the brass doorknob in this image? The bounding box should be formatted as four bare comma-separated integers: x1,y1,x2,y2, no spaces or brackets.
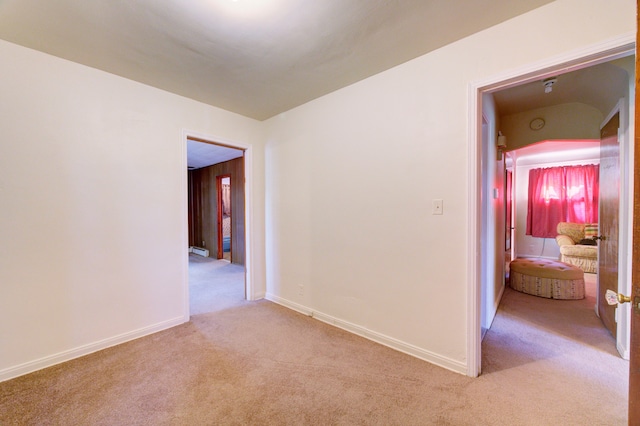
605,289,632,305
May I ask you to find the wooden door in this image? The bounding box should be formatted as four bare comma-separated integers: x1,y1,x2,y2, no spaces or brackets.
629,15,640,422
597,112,620,339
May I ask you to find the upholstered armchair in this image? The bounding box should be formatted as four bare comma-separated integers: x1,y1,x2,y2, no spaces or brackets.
555,222,598,273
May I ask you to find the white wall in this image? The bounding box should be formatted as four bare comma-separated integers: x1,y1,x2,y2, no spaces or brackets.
501,103,603,150
481,93,505,332
263,0,635,373
0,39,265,380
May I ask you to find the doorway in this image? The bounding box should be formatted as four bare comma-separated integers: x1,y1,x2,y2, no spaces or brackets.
468,36,635,377
217,175,232,262
183,132,256,318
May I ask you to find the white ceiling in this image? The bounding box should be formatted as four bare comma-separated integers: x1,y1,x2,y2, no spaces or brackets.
492,58,633,117
1,0,629,169
187,140,243,170
0,0,553,121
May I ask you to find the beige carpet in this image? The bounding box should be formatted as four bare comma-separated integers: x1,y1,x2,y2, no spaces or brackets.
188,254,245,315
0,261,628,425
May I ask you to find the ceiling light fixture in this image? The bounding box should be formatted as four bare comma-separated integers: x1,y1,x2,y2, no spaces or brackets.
543,77,557,94
219,0,282,19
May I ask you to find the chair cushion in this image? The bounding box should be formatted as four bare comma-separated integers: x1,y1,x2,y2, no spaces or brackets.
559,244,597,259
555,235,576,247
584,223,598,239
579,238,597,246
556,222,585,244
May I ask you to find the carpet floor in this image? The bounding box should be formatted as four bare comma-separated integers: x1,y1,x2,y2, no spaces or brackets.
0,259,629,425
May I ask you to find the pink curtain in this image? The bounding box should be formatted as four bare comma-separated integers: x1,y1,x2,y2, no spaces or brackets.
526,164,599,238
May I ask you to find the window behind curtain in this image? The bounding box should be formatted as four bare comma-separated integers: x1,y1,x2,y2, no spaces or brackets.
526,164,599,238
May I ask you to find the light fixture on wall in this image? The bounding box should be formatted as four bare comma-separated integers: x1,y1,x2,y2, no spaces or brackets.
497,131,507,161
543,77,557,93
497,131,507,149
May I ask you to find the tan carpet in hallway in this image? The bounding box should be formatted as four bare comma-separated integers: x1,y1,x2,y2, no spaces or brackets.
188,254,245,315
0,261,628,425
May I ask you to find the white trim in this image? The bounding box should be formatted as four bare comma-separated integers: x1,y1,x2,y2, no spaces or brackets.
601,99,625,128
181,130,259,308
244,144,257,300
621,72,636,360
467,33,635,378
467,86,482,377
600,98,633,360
180,132,190,322
480,114,489,337
482,282,506,340
265,293,313,316
515,155,601,170
252,290,267,300
475,33,635,94
266,294,467,375
0,316,185,383
490,282,506,329
618,342,630,360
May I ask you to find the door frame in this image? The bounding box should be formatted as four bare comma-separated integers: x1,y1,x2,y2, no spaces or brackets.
466,33,635,377
597,106,621,341
180,129,258,321
216,174,232,260
598,101,633,358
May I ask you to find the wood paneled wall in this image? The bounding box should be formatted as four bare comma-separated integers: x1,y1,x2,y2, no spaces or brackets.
188,157,245,265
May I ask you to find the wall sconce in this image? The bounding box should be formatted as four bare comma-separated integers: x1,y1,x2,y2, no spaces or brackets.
497,131,507,149
497,131,507,160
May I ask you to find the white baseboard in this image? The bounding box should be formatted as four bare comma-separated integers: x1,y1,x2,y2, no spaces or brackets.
265,293,313,316
0,316,186,383
250,291,267,301
485,282,506,332
617,344,630,360
265,293,466,375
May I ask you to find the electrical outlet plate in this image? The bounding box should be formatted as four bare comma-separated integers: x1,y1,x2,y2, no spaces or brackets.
433,199,443,215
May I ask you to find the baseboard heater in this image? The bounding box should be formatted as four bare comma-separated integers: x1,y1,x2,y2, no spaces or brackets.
191,246,209,257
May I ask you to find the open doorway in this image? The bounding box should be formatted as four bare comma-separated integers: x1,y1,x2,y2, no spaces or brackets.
468,37,635,378
217,175,232,262
186,137,247,314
